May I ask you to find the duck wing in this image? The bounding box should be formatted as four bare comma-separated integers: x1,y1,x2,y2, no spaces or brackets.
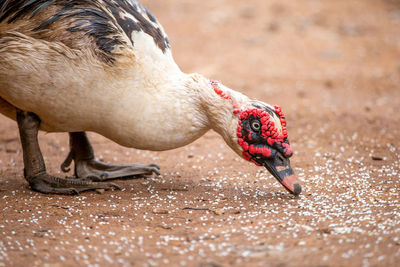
0,0,170,64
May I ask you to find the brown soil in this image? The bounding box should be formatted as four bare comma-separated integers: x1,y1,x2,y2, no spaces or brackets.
1,0,399,266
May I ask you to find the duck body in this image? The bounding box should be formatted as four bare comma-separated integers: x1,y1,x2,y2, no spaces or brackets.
0,31,208,150
0,0,216,150
0,0,302,195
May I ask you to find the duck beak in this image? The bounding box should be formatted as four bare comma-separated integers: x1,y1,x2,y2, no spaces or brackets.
263,152,302,196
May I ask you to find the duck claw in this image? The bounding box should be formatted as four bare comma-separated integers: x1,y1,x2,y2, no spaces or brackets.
28,173,120,195
74,159,161,181
60,151,73,173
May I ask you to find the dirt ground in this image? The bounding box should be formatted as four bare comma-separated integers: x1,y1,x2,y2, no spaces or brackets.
1,0,399,266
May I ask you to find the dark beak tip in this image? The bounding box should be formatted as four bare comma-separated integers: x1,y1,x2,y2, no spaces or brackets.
293,182,302,196
278,173,302,196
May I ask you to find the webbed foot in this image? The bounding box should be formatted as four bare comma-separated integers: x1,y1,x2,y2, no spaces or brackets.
28,172,120,194
16,110,119,195
74,159,160,181
62,132,160,181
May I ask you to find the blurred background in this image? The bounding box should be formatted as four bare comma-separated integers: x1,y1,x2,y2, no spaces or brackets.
142,0,400,149
0,0,399,266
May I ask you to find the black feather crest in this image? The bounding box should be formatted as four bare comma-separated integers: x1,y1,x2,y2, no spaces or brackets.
0,0,170,63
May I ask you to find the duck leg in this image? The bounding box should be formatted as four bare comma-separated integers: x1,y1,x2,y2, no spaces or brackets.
17,110,120,194
61,132,160,181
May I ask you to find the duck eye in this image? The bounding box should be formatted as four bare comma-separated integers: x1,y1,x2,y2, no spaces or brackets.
251,120,261,131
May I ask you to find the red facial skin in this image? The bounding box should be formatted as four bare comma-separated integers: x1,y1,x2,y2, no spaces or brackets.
211,81,241,114
211,81,293,165
237,108,292,165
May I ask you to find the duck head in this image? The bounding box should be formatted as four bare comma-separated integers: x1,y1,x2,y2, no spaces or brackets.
210,81,301,196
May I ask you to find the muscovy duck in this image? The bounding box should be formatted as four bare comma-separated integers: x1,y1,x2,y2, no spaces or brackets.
0,0,301,195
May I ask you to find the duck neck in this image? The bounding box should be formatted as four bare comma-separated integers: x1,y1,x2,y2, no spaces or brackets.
186,74,247,150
